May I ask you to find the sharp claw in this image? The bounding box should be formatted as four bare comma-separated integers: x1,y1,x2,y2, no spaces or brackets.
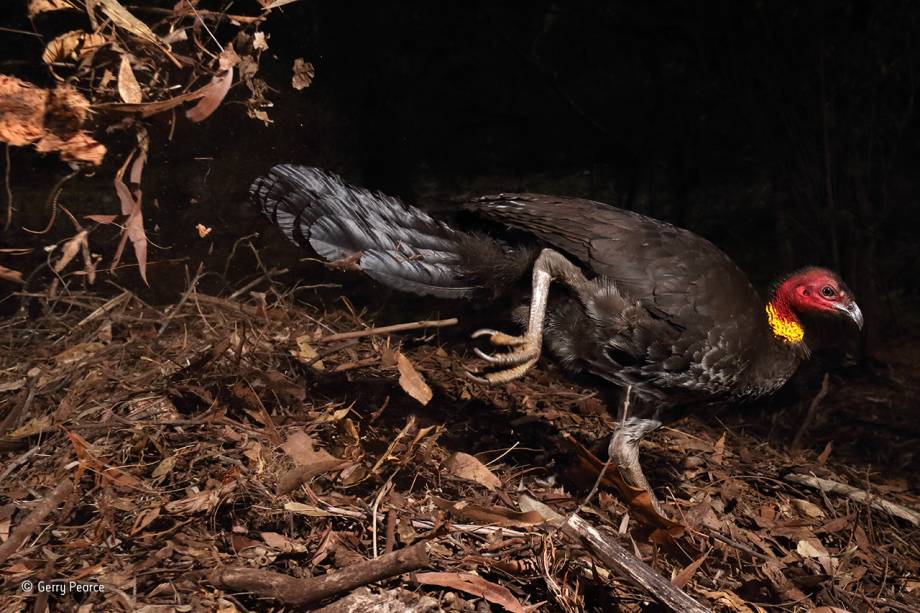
473,346,539,366
471,328,529,347
471,328,502,339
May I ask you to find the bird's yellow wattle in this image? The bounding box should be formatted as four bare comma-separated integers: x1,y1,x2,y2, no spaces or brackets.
766,303,804,344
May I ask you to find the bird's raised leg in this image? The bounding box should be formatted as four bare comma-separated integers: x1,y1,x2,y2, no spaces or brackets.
467,248,590,384
608,391,664,515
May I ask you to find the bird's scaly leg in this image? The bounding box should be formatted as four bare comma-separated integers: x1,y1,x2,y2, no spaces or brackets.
467,248,590,384
608,391,664,515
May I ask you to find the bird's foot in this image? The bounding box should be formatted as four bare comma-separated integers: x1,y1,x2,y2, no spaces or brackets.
465,328,541,384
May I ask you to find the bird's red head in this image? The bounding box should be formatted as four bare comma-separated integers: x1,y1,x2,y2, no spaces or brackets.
768,267,863,342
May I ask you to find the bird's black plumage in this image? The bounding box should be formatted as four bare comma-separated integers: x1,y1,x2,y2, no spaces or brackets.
251,164,862,514
251,165,805,407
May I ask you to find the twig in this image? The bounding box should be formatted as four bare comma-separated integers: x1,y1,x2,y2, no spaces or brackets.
3,143,11,232
791,373,830,451
207,541,431,606
520,495,711,613
228,267,288,300
384,508,398,554
158,262,205,338
784,472,920,526
315,317,458,343
0,479,74,564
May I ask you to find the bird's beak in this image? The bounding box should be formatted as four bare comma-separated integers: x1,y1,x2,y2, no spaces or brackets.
836,301,864,330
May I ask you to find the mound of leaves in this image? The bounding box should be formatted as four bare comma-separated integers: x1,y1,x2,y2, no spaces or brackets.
0,281,917,611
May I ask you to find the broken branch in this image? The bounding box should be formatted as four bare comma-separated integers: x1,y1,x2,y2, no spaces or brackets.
207,541,431,605
520,495,711,613
0,478,74,564
784,472,920,526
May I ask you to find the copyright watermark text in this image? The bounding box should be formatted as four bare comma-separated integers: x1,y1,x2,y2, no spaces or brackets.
20,580,105,595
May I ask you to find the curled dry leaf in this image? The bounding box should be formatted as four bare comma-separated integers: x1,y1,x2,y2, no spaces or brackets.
253,32,269,51
0,265,24,284
414,572,527,613
186,68,234,122
432,496,543,527
0,76,105,165
117,55,142,103
42,31,107,66
292,58,314,90
92,0,180,67
28,0,76,16
292,335,324,370
53,230,88,274
397,352,432,405
445,452,501,491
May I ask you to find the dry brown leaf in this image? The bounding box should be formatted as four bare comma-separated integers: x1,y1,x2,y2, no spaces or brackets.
42,31,107,65
432,497,543,527
186,68,234,122
292,58,314,90
283,502,333,517
117,55,142,103
53,230,88,274
0,378,26,392
672,550,708,588
791,498,826,519
130,506,161,535
253,32,269,51
28,0,76,16
796,538,829,558
93,0,177,67
0,76,105,165
0,265,24,284
260,532,307,553
281,429,343,466
702,590,767,613
445,452,501,490
292,335,324,370
6,416,52,439
811,608,853,613
711,431,726,465
111,132,149,283
414,572,527,613
397,352,432,405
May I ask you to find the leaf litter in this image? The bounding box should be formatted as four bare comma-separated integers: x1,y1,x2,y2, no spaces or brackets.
0,274,917,612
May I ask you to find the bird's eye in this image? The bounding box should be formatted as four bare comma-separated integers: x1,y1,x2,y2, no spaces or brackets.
821,286,836,298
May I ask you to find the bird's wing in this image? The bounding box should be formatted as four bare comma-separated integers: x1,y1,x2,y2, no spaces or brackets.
466,194,764,332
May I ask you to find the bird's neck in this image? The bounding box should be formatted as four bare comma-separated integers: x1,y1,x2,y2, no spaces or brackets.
765,285,805,345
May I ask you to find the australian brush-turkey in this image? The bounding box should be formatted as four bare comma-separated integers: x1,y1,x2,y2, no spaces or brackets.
251,165,863,513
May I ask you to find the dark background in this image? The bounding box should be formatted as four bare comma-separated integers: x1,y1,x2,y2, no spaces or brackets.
3,0,920,354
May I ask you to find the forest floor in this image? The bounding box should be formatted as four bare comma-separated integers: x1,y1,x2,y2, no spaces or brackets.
0,278,917,613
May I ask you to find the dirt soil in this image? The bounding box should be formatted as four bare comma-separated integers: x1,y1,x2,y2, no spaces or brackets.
0,280,917,612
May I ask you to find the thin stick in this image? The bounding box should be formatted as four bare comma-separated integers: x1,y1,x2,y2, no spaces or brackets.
521,495,710,613
0,479,74,564
158,262,205,338
784,472,920,526
791,373,830,451
3,143,11,232
315,318,458,343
